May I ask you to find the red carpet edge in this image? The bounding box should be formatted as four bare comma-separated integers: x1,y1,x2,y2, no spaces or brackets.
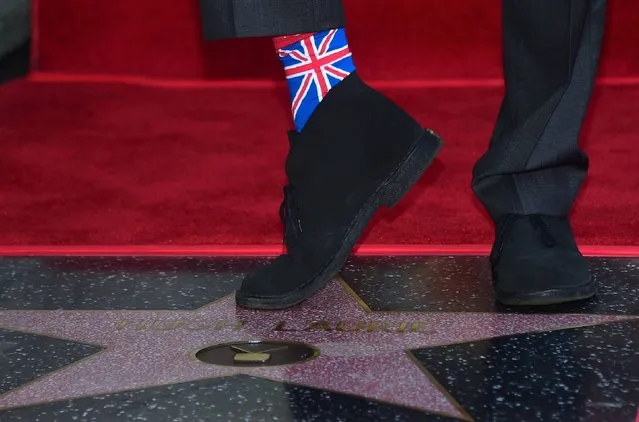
0,245,638,257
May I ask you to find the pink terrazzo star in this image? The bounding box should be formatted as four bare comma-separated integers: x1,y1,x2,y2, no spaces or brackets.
0,279,635,420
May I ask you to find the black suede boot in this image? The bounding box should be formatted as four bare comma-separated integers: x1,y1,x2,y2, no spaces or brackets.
236,72,442,309
491,214,597,306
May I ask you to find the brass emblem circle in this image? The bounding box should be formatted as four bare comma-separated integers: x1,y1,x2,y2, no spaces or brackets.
194,340,319,367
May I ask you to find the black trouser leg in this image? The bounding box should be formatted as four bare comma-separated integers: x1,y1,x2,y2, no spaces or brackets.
472,0,607,220
200,0,346,40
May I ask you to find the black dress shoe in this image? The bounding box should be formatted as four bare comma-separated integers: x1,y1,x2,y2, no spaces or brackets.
491,214,597,306
236,72,442,309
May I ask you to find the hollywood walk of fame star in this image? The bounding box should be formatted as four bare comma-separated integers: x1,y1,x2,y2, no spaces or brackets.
0,278,635,420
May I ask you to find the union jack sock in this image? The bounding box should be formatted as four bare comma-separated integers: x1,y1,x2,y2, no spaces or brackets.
274,28,356,131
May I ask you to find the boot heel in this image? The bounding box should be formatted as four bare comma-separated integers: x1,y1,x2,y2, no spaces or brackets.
381,129,443,209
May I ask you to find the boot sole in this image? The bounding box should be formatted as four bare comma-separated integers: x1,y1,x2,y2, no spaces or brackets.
495,276,598,306
236,129,443,309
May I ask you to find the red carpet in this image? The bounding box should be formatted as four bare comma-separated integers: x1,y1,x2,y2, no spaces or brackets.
0,0,637,247
1,81,638,246
32,0,639,81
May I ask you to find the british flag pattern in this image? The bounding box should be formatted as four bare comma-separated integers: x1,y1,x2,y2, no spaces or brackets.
277,28,356,130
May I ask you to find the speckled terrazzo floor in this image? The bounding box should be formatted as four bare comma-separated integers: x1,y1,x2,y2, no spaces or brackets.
0,256,637,422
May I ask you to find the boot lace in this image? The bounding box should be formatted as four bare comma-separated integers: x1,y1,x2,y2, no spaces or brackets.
492,214,557,267
279,185,303,248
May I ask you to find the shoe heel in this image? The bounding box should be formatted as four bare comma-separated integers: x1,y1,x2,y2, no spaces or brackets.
381,129,443,209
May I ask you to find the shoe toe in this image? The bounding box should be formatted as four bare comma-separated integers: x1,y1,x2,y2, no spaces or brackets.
494,249,594,305
237,256,296,299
